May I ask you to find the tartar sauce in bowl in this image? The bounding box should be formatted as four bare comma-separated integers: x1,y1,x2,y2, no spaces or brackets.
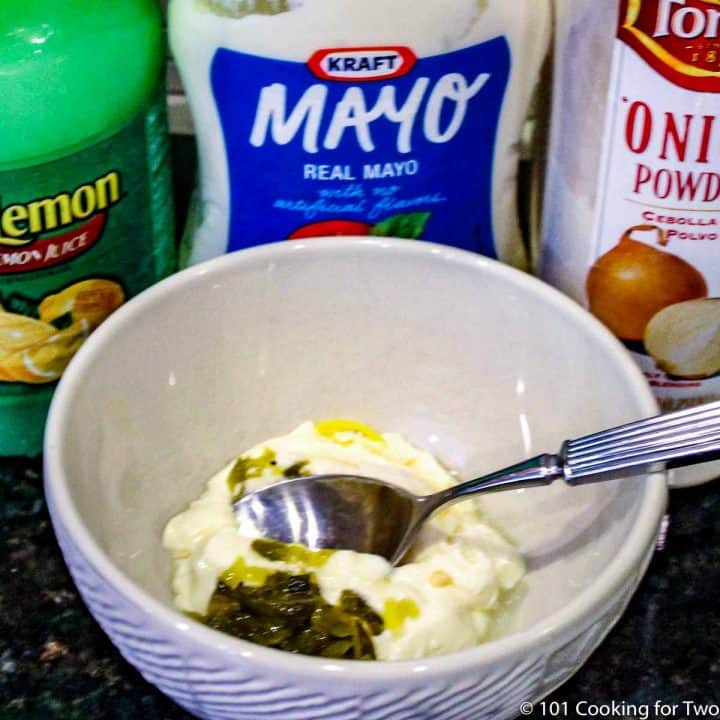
163,420,524,660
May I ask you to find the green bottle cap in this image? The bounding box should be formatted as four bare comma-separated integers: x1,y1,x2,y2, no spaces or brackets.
0,0,165,168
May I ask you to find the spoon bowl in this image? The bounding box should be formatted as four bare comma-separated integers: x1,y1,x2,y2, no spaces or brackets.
235,474,419,561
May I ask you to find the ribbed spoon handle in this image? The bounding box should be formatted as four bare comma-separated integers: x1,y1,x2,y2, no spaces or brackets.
562,400,720,484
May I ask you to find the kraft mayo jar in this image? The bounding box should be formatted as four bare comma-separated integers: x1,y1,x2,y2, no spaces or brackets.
169,0,550,267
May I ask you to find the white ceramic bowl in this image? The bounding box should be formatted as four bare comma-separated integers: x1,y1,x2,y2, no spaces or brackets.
45,238,667,720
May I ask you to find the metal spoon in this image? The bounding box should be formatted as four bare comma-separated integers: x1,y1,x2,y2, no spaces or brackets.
234,401,720,565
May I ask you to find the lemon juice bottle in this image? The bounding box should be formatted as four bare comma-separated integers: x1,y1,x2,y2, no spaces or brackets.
0,0,175,456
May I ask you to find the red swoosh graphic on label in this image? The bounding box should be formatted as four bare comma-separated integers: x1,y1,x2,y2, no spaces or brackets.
0,213,106,275
619,0,720,93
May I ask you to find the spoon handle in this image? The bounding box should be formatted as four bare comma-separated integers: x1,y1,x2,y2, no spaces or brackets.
445,401,720,504
562,400,720,485
441,453,565,503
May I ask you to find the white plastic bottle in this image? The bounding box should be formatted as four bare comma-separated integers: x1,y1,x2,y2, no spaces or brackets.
169,0,550,268
542,0,720,485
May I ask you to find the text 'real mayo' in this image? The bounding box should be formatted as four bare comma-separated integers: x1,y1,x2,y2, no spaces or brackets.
169,0,550,267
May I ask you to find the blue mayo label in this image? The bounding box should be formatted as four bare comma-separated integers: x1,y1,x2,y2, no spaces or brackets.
210,39,511,253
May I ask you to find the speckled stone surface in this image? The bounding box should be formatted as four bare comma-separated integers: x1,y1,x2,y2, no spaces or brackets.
1,458,718,720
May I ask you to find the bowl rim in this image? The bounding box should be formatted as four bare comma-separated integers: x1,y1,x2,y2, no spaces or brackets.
44,237,667,678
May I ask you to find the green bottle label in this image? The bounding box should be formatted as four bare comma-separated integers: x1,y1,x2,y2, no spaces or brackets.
0,92,174,451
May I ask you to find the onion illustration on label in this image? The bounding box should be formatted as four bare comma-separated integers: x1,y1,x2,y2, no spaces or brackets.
586,225,708,343
645,298,720,379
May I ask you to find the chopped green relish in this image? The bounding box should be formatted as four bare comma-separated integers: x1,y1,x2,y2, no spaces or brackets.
194,571,384,660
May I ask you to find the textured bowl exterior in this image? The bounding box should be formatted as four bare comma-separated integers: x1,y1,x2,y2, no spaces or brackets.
48,483,655,720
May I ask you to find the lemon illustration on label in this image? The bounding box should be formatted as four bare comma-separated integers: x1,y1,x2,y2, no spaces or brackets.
39,278,125,329
0,278,124,384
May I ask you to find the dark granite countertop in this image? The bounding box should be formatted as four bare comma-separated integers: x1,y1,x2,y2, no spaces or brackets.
1,457,718,720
